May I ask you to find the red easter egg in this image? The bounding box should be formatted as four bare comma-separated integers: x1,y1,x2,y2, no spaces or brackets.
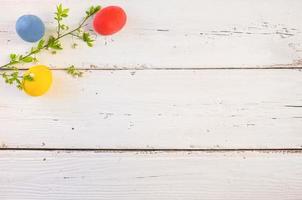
93,6,127,35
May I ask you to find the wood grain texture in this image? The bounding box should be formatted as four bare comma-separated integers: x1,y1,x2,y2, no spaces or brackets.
0,70,301,149
1,1,302,197
0,150,302,200
0,0,302,69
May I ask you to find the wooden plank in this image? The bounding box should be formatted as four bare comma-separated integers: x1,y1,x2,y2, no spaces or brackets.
1,0,302,69
0,150,302,199
0,69,301,149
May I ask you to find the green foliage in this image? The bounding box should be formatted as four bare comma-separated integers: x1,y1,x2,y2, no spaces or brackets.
55,4,69,21
86,5,101,17
47,36,63,50
55,4,70,37
82,32,95,47
66,65,83,77
0,3,101,90
10,54,36,64
22,56,34,63
37,39,45,49
60,24,69,31
23,74,34,81
9,54,17,62
1,70,22,89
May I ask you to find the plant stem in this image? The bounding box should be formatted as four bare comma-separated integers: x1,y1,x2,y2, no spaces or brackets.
0,14,92,70
57,20,61,38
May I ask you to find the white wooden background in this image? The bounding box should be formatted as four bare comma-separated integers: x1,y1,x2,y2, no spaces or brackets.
1,0,302,199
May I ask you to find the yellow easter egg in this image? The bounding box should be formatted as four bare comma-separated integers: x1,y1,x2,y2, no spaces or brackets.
23,65,52,96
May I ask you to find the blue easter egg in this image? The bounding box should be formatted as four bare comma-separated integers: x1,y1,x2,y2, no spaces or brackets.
16,15,45,43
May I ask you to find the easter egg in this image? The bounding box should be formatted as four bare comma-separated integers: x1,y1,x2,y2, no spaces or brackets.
23,65,52,96
16,15,45,42
93,6,127,35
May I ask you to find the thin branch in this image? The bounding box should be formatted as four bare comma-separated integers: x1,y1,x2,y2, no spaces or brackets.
0,13,94,70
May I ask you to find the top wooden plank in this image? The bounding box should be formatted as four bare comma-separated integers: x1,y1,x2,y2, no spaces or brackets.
0,0,302,69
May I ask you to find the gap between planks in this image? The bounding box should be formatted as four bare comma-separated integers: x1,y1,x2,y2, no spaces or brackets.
1,148,302,153
36,67,302,70
1,67,302,71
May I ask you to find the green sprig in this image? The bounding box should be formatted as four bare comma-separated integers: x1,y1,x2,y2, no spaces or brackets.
0,4,101,90
1,68,23,89
55,4,69,37
86,5,101,16
66,65,83,77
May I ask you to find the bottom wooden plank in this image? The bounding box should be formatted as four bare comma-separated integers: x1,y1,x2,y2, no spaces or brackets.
0,150,301,200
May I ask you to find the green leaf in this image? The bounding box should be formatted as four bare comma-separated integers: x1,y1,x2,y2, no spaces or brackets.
55,4,69,21
60,24,69,30
37,39,45,49
23,74,34,81
22,56,34,63
1,69,24,89
47,36,63,50
9,54,17,61
47,36,55,44
57,4,62,12
66,65,83,77
30,47,36,53
82,32,94,47
52,43,63,50
62,8,69,16
86,5,101,16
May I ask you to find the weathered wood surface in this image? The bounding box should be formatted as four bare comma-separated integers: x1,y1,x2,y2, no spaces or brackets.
0,70,302,149
1,150,302,200
0,0,302,69
0,0,301,149
1,0,302,198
